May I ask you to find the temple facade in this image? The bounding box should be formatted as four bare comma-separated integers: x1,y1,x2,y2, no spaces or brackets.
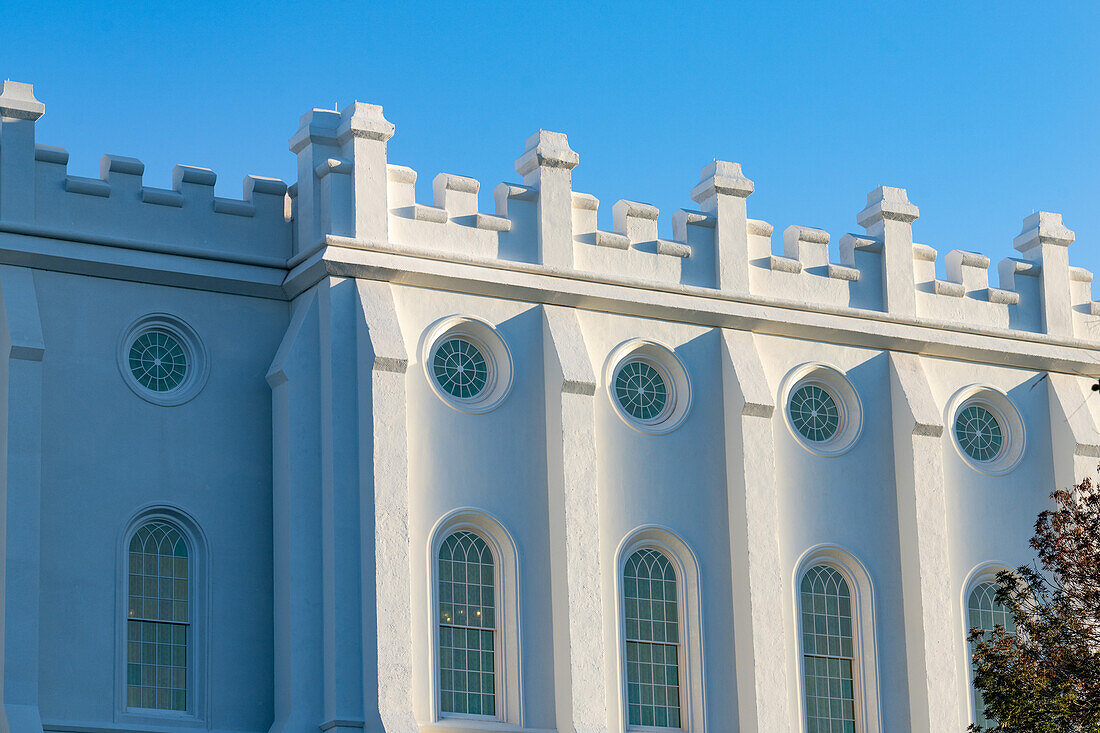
1,79,1096,733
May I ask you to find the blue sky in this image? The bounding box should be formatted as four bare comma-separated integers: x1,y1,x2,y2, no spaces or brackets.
4,1,1099,280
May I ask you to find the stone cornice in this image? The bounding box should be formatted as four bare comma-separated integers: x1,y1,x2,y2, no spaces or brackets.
0,228,287,300
285,236,1100,377
8,221,1100,376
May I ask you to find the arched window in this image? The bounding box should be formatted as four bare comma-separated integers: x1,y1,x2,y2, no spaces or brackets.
800,565,857,732
126,521,189,711
967,581,1015,725
438,530,496,717
623,548,682,729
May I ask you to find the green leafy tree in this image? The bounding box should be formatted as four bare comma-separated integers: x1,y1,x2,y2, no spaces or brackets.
968,471,1100,731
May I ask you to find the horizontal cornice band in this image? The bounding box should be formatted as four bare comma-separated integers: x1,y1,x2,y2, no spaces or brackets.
5,224,1100,376
287,236,1100,377
0,228,287,300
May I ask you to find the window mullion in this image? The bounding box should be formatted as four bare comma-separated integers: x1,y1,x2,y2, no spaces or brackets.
438,531,497,719
126,522,190,713
623,549,681,729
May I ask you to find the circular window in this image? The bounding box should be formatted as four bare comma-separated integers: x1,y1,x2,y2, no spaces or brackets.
948,386,1023,474
614,360,669,421
118,315,208,406
432,337,489,400
955,404,1003,462
605,340,691,435
128,330,189,392
423,316,513,414
789,384,840,442
781,364,862,457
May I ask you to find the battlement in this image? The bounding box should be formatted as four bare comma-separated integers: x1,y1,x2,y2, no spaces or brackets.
288,99,1098,340
0,81,291,267
2,79,1097,340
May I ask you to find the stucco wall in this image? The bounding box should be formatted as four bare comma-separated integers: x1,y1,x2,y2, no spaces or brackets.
3,79,1100,733
33,270,286,732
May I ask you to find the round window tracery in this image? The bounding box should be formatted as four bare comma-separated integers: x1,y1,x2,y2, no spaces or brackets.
129,330,189,393
118,315,208,406
789,384,841,443
780,364,862,457
422,316,513,414
432,337,489,400
605,340,691,435
948,387,1023,474
614,360,669,422
955,404,1004,462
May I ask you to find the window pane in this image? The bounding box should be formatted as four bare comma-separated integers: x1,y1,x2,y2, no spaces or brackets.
126,521,189,712
801,565,856,731
624,548,681,728
438,531,496,717
968,581,1015,725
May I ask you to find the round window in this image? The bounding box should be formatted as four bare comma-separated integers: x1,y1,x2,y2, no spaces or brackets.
955,404,1004,462
614,360,669,422
605,340,691,435
128,330,189,393
780,364,862,457
947,386,1024,475
422,316,513,414
789,383,840,442
432,337,489,400
118,315,208,406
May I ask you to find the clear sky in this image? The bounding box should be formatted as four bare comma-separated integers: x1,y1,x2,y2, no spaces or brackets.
4,1,1099,280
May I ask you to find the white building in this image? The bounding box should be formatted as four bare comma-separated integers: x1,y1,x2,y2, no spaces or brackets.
0,79,1095,733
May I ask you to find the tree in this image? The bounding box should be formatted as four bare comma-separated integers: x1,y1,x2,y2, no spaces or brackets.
968,470,1100,732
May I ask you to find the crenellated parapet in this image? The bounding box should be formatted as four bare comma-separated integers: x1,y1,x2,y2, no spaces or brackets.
0,81,291,266
571,195,691,284
288,97,1098,340
3,79,1096,338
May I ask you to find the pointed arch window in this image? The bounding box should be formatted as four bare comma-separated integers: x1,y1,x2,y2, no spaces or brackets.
126,521,190,711
967,581,1015,726
800,565,857,732
624,548,682,729
438,530,497,717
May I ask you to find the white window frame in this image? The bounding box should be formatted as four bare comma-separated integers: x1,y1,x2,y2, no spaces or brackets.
117,313,209,407
960,562,1013,726
603,339,693,436
793,544,883,733
779,362,864,457
614,526,706,732
427,509,523,726
115,504,208,727
421,315,514,415
945,385,1025,476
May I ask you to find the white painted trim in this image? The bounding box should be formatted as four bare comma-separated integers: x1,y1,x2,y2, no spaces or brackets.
420,316,514,415
603,339,692,436
613,526,706,733
779,362,863,457
287,244,1100,379
959,562,1013,726
0,230,288,300
114,504,209,728
8,220,1100,373
427,509,524,727
946,385,1026,475
792,544,883,733
0,221,287,268
117,314,209,407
